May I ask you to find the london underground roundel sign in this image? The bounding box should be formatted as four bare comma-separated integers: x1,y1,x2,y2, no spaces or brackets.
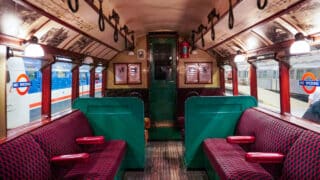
13,74,31,95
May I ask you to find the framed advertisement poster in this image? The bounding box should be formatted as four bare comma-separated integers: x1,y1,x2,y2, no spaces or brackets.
128,63,141,84
199,62,212,83
114,63,127,84
185,63,199,84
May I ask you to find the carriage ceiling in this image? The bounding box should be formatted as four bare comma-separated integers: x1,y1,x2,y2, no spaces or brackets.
0,0,320,61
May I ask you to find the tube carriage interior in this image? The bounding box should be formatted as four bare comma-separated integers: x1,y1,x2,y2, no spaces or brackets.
0,0,319,179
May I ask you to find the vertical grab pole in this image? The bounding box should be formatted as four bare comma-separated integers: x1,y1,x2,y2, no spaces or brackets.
249,62,258,99
89,66,96,97
232,63,239,96
276,52,290,114
72,65,79,102
101,66,107,97
219,66,225,95
41,61,52,119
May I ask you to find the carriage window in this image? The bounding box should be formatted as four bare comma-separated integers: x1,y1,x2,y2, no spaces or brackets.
236,61,250,96
289,55,320,123
224,65,233,96
95,67,103,97
79,65,91,98
255,60,280,112
6,57,42,129
51,62,72,116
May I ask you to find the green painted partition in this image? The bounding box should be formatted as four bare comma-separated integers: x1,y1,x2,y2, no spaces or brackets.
72,97,145,169
184,96,257,169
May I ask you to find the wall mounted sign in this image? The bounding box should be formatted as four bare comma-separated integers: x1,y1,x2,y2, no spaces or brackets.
114,63,128,84
199,63,212,83
114,63,142,85
128,63,142,84
185,62,212,84
137,49,146,60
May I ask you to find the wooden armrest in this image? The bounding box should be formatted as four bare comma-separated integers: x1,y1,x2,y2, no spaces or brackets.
226,136,255,144
51,153,89,164
76,136,105,145
245,152,285,163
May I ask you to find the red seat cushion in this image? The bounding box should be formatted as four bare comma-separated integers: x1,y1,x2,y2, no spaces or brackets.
64,140,127,179
76,136,105,145
227,136,255,144
203,138,273,180
245,152,284,163
51,153,90,164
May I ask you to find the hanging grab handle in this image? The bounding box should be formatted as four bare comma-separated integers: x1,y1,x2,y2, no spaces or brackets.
201,32,205,48
67,0,79,13
211,23,215,41
114,26,119,42
228,0,234,30
257,0,268,10
98,0,105,31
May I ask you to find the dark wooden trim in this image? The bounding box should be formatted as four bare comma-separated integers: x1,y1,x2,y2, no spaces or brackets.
254,107,320,134
41,64,52,118
249,63,257,99
89,66,96,97
14,0,120,52
0,45,7,139
205,0,308,51
0,33,22,48
0,109,78,144
232,65,238,95
71,65,80,102
0,33,109,62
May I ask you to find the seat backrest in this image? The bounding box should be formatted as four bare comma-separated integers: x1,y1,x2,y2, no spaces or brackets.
281,130,320,179
31,110,93,158
0,134,51,180
236,108,305,177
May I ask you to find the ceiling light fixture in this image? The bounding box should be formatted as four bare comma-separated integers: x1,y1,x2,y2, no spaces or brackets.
234,51,246,63
23,36,44,57
83,56,94,64
290,32,311,54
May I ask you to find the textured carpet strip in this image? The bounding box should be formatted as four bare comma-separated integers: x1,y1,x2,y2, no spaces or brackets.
124,141,208,180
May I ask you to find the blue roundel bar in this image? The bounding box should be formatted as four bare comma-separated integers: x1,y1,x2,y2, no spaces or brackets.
299,80,320,86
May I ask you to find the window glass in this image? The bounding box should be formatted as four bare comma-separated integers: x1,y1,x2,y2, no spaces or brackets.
6,57,42,129
79,65,90,97
290,54,320,123
236,61,250,96
256,60,280,112
51,62,72,116
95,67,103,97
224,65,233,96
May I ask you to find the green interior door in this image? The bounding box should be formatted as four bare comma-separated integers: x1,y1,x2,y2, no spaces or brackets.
149,37,177,124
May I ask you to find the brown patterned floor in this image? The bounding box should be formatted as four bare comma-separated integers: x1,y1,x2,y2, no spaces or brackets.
124,141,208,180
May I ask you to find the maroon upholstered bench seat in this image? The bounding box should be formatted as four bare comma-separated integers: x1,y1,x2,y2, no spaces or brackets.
202,108,320,180
29,111,127,179
203,139,273,180
64,140,127,179
0,134,51,180
0,111,127,179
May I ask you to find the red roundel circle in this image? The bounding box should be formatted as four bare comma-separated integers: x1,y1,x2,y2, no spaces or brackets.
15,74,30,95
301,72,316,94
